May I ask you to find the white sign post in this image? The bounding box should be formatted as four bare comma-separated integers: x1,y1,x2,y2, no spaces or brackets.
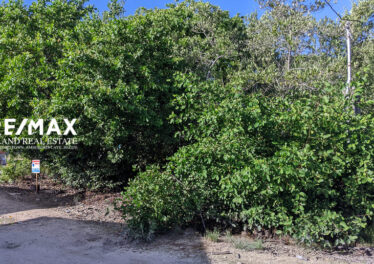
32,160,40,193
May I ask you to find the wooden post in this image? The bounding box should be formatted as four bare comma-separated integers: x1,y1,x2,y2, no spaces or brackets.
35,173,39,193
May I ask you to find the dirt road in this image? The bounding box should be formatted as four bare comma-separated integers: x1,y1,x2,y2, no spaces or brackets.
1,181,373,264
0,190,208,264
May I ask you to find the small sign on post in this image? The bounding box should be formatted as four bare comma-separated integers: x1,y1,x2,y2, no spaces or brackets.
32,160,40,193
32,160,40,173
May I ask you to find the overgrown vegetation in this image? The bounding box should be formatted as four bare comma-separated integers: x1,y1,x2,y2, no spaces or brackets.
118,85,374,247
0,157,30,183
1,0,374,247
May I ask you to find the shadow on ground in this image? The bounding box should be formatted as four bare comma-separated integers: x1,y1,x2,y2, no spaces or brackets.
0,185,79,215
0,216,209,264
0,185,209,264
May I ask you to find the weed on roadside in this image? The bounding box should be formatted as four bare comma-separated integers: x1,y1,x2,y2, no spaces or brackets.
205,229,220,242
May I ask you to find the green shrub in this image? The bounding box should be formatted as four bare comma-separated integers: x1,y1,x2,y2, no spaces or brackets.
359,221,374,245
0,157,30,183
117,83,374,247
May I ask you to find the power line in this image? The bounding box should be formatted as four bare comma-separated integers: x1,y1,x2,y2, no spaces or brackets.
323,0,365,24
323,0,342,20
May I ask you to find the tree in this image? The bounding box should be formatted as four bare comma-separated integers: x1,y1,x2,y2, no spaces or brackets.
103,0,126,21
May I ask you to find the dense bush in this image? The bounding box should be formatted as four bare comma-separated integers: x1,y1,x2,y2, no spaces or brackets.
117,82,374,247
1,0,374,248
0,157,30,183
1,0,373,189
0,0,247,188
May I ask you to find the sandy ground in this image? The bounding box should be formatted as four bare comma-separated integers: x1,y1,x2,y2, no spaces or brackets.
0,179,373,264
0,189,208,264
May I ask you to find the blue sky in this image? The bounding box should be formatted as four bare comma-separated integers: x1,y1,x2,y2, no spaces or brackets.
21,0,355,20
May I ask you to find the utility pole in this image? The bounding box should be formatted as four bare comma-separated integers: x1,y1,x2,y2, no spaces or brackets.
324,0,361,114
345,21,361,114
345,21,352,97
